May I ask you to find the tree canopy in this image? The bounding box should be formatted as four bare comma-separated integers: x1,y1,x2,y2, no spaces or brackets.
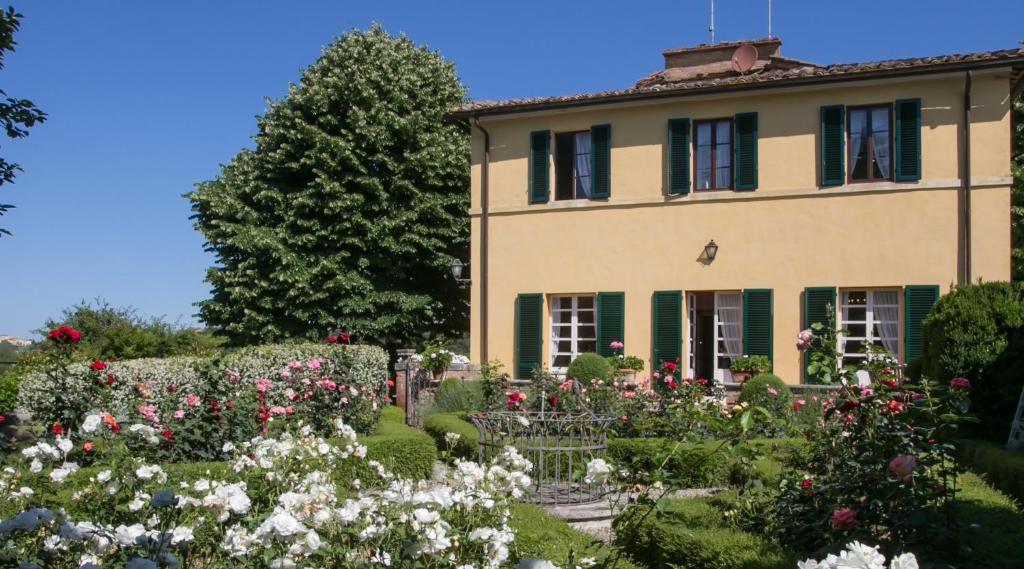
0,6,46,237
188,25,470,349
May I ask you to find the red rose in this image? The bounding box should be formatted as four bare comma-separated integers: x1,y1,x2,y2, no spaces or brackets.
52,422,64,436
886,400,905,414
830,508,858,530
548,395,558,407
48,325,82,344
801,478,813,494
839,399,860,412
90,360,107,372
326,335,338,344
883,379,898,389
83,441,95,453
0,414,5,425
166,384,177,393
950,377,971,391
105,374,116,386
339,332,350,344
387,379,395,389
927,438,937,445
662,362,678,373
162,428,174,441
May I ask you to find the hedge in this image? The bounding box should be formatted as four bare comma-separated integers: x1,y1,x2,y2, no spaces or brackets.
606,437,803,488
958,440,1024,505
613,497,793,569
337,406,437,481
429,378,485,414
423,411,478,460
921,282,1024,440
509,503,643,569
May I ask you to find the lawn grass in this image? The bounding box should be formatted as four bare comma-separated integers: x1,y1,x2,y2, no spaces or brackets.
948,471,1024,567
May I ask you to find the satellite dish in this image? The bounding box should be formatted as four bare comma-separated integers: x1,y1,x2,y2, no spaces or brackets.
731,44,758,73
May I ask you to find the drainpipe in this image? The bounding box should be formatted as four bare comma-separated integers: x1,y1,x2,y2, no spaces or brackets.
962,70,973,285
473,117,491,363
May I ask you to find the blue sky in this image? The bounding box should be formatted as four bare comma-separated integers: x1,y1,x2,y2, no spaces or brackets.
1,0,1022,339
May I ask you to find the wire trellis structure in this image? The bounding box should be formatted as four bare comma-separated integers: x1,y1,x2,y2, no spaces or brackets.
469,409,615,505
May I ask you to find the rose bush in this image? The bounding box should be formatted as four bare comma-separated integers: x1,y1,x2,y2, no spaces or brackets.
0,412,538,569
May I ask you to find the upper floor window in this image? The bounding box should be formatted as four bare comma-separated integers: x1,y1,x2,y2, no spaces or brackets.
848,105,892,182
695,119,733,191
555,131,592,200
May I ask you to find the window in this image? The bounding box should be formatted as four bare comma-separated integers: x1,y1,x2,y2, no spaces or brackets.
695,119,732,190
848,105,892,182
550,296,596,371
555,132,592,200
715,292,743,371
839,289,900,367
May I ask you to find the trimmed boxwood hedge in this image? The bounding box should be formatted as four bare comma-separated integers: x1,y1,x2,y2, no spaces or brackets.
613,497,793,569
340,406,437,480
509,503,643,569
423,411,478,460
958,439,1024,505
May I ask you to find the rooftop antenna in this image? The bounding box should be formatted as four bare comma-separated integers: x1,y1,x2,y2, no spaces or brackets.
709,0,715,44
768,0,773,38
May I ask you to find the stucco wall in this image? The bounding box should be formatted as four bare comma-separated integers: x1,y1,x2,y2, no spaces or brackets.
468,70,1013,383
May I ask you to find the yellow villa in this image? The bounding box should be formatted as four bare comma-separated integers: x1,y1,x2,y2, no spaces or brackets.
451,38,1021,384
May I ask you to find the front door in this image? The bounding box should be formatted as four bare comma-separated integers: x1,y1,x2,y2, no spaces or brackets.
696,312,716,380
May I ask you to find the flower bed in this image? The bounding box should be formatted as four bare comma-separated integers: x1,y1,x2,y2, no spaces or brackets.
15,343,389,461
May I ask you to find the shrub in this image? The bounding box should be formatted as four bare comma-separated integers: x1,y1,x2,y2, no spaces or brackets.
613,498,793,569
566,352,612,384
479,360,512,411
349,407,437,480
958,440,1024,505
921,281,1024,441
738,374,792,437
423,411,478,460
510,502,643,569
430,378,485,414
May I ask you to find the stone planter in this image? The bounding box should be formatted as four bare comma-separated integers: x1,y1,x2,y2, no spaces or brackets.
615,369,637,385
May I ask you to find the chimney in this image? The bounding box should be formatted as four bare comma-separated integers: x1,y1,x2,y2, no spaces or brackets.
660,38,782,81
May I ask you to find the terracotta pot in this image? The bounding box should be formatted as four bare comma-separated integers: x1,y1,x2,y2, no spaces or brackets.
732,370,753,383
432,369,446,382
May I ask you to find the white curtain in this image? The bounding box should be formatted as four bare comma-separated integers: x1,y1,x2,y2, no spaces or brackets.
871,108,891,178
849,111,867,177
574,132,592,198
716,293,742,359
550,297,562,362
872,290,900,356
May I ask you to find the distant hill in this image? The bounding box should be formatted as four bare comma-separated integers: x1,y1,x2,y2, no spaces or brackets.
0,335,32,348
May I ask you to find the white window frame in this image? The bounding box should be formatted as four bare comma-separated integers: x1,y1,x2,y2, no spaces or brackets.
714,291,743,383
838,289,900,370
549,295,596,374
685,291,743,383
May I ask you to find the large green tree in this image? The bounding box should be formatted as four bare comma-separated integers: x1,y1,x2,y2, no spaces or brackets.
188,26,470,349
0,6,46,237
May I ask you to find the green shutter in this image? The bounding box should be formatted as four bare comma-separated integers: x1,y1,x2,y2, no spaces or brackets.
894,99,921,182
590,124,611,199
515,293,544,378
596,292,626,357
803,286,836,384
904,285,939,362
820,105,845,186
743,289,773,363
734,112,758,191
667,118,691,195
651,291,682,372
529,130,550,203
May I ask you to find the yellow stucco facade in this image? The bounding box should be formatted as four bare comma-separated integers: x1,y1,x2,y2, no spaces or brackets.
467,70,1013,383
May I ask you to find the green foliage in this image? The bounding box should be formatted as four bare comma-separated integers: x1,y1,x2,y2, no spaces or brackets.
423,411,478,460
39,300,224,361
566,352,612,383
0,6,46,237
420,342,455,374
607,354,645,372
739,374,792,437
478,360,511,411
429,378,484,414
958,440,1024,505
921,282,1024,440
508,503,643,569
730,355,772,374
340,406,437,481
188,25,470,348
613,498,793,569
1012,95,1023,281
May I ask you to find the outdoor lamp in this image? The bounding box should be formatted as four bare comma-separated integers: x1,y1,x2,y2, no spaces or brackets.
450,258,468,283
703,240,719,262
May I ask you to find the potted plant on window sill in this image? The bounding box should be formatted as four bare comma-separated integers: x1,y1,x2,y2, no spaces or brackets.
729,355,771,383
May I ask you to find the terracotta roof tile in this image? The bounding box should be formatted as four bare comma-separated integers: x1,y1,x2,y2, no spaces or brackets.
453,47,1024,117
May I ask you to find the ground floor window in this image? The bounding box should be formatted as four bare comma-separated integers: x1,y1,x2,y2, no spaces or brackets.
686,291,742,382
550,295,596,372
839,289,900,367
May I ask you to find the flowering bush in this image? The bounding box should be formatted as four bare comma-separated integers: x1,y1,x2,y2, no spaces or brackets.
17,342,388,461
798,541,918,569
1,411,537,568
762,327,973,555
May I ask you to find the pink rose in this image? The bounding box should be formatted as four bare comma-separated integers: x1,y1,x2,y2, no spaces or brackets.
186,394,200,407
889,454,917,482
255,379,273,393
830,507,858,530
949,377,971,391
609,340,624,350
306,358,322,371
792,399,806,411
285,406,294,414
269,406,287,416
173,410,186,420
796,328,814,351
321,379,337,391
138,405,158,422
767,387,779,397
